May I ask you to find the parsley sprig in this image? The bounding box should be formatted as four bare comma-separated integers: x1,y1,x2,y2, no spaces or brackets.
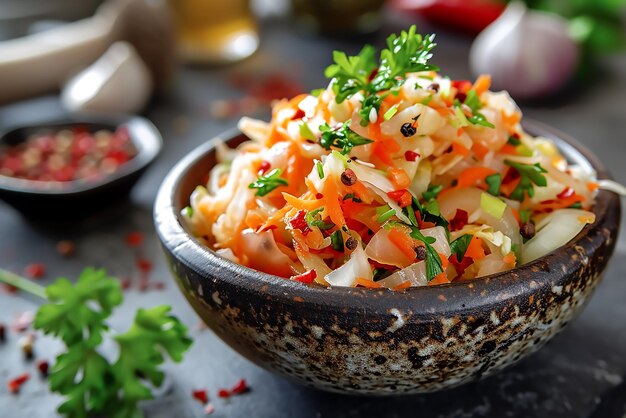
504,160,548,201
319,122,373,155
325,26,438,126
457,89,495,128
0,267,193,418
248,168,288,196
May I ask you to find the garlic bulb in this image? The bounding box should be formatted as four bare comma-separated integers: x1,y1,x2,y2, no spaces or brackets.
470,1,579,100
61,41,152,114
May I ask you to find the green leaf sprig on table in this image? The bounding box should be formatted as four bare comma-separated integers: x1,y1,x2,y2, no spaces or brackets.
0,267,193,418
324,25,439,126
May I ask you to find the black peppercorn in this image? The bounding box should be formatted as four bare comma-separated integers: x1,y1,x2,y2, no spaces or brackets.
415,246,427,261
345,237,358,250
427,82,440,92
400,123,417,137
520,222,536,240
341,168,357,186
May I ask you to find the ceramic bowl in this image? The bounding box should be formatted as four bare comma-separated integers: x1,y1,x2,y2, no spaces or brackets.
155,120,620,394
0,114,162,219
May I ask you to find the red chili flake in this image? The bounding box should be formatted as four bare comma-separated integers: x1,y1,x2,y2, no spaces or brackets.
450,209,469,231
449,254,473,276
192,388,209,404
0,323,6,342
502,167,520,184
451,80,472,93
217,389,231,398
315,193,324,199
8,373,29,394
3,283,18,294
230,378,249,395
138,278,150,292
387,190,412,208
37,359,49,378
24,263,45,279
290,270,316,284
367,67,379,82
291,109,305,120
204,403,215,415
404,150,420,162
288,210,310,235
153,282,166,291
258,161,271,175
557,187,574,199
125,231,144,247
136,258,153,273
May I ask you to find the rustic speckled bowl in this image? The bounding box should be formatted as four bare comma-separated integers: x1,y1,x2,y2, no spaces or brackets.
155,120,620,394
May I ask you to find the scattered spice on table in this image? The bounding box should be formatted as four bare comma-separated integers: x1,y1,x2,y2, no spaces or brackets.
218,378,250,398
24,263,45,279
0,322,6,342
136,258,153,273
56,240,75,257
192,388,209,404
204,403,215,415
125,231,144,247
7,373,29,394
18,333,35,360
37,359,49,378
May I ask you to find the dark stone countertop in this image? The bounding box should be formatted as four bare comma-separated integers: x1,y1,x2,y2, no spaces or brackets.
1,13,625,418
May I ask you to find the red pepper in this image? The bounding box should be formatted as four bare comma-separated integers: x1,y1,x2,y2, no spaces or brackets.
557,187,574,199
387,189,412,208
37,360,49,377
8,373,29,394
136,258,153,274
258,160,271,175
449,254,473,276
192,388,209,404
389,0,505,35
450,209,469,231
291,270,317,284
217,389,231,398
404,150,420,162
288,210,311,235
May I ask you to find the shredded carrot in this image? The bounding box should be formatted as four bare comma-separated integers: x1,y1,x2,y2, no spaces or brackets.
503,252,517,265
499,144,518,155
429,272,450,285
349,181,376,204
510,207,521,224
501,110,521,128
322,176,345,227
245,211,265,230
538,194,585,211
473,142,490,160
456,166,497,189
388,228,416,260
258,205,291,232
388,167,411,189
392,281,412,291
452,142,471,157
472,74,491,95
355,277,382,288
587,182,599,192
282,193,324,211
438,252,449,269
465,236,486,260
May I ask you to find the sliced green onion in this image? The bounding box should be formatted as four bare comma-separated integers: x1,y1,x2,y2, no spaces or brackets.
184,206,193,218
383,104,399,121
299,122,316,141
515,144,534,157
377,208,396,223
311,88,324,97
316,161,325,179
481,192,507,219
485,173,502,196
330,230,344,252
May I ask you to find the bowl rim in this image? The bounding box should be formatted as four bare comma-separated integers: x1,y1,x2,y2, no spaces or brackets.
0,114,162,195
154,119,620,314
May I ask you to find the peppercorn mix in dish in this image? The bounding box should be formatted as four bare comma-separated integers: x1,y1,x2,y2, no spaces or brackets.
183,27,620,289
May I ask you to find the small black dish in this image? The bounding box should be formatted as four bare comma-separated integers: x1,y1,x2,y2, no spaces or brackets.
0,115,162,219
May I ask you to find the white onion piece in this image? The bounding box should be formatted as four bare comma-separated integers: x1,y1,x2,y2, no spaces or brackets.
470,2,579,100
438,187,521,248
379,261,428,288
325,245,372,287
421,226,451,257
381,104,445,137
365,228,414,268
240,229,295,277
349,161,394,192
476,253,508,277
522,209,595,263
238,117,270,142
409,160,432,198
294,245,332,283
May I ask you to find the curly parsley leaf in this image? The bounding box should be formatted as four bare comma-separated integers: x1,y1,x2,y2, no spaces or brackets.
248,168,288,196
449,234,473,260
422,184,443,201
325,26,438,126
319,122,373,154
31,268,193,418
504,160,548,201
